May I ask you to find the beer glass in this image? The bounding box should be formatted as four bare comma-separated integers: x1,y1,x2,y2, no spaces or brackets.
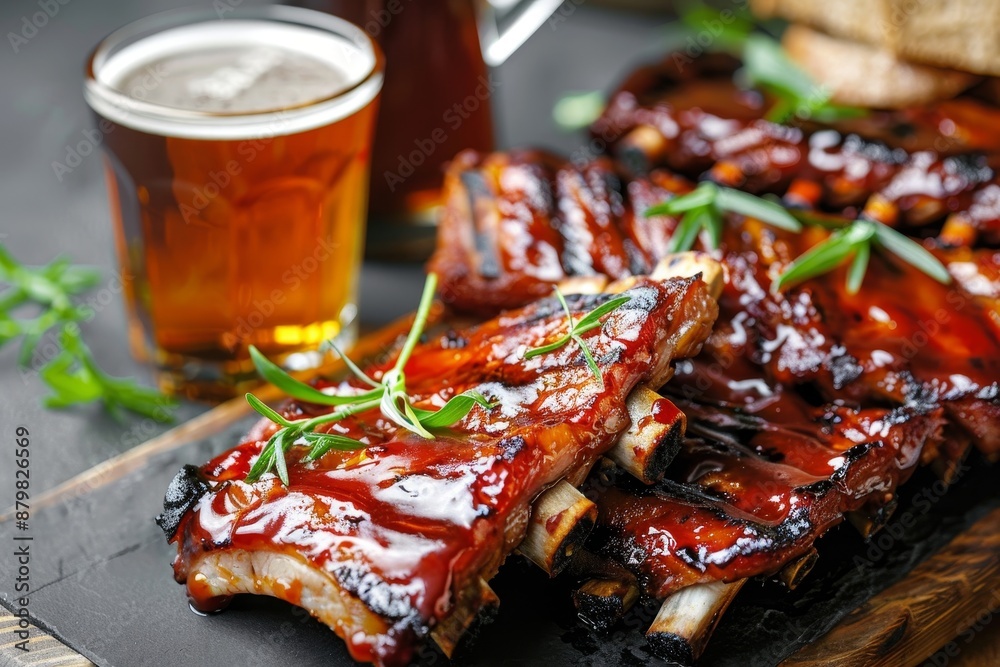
294,0,564,258
84,7,384,399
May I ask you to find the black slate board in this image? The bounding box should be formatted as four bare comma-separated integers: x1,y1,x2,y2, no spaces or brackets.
1,415,997,667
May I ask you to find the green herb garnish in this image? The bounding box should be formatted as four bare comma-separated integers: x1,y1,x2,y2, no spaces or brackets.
645,182,802,252
676,1,756,52
553,90,606,132
552,5,866,133
244,273,494,485
672,4,865,124
523,288,631,381
741,35,867,124
773,219,952,294
0,243,175,421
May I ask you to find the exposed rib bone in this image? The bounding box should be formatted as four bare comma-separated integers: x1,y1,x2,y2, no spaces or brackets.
569,550,641,632
930,434,973,487
574,577,640,633
846,496,899,539
650,252,724,300
778,548,819,590
645,580,745,665
558,275,610,295
430,578,499,657
518,481,597,576
617,124,669,172
608,388,686,484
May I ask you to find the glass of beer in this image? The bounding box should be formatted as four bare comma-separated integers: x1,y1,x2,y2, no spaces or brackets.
84,7,384,399
292,0,562,260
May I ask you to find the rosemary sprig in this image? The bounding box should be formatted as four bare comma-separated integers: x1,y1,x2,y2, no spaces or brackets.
645,182,802,252
244,273,494,485
523,288,631,381
773,219,952,294
741,35,867,124
676,1,757,53
673,3,865,124
0,243,175,421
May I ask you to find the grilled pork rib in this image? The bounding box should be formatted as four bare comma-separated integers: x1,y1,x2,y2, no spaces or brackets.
431,150,697,314
587,373,944,601
158,277,717,667
429,150,999,456
428,141,998,661
592,53,1000,244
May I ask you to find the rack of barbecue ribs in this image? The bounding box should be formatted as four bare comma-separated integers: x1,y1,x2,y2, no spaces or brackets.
590,53,1000,246
158,44,1000,665
426,71,998,659
572,342,948,661
430,148,998,342
157,275,717,667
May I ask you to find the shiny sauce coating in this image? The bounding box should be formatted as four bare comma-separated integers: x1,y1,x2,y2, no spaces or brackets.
167,277,716,666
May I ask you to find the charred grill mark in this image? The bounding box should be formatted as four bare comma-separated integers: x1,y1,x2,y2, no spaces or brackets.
334,566,424,627
839,133,910,167
551,160,635,280
943,153,994,187
441,330,469,349
497,436,525,462
461,170,501,280
155,465,211,540
826,350,864,389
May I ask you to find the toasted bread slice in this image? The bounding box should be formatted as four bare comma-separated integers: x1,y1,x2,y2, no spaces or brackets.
753,0,889,46
782,24,978,109
753,0,1000,76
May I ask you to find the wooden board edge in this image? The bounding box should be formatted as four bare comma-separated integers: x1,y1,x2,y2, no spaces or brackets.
782,505,1000,667
0,609,92,666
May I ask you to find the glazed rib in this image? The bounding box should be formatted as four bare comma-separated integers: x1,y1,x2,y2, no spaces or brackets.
586,382,944,601
427,138,998,662
592,53,1000,243
575,346,945,663
430,148,1000,456
158,276,717,667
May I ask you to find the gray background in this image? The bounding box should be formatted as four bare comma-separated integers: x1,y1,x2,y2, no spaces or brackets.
0,0,670,500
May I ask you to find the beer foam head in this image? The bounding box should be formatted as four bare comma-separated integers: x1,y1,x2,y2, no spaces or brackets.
87,9,382,140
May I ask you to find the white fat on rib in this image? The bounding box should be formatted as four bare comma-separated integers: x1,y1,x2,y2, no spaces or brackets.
188,550,388,653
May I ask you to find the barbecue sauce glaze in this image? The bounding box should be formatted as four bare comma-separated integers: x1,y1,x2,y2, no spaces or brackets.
163,277,716,667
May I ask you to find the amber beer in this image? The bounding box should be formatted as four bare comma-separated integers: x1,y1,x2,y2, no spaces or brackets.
294,1,495,250
85,8,383,398
291,0,498,259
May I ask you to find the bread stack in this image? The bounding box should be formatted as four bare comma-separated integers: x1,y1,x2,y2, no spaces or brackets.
751,0,998,108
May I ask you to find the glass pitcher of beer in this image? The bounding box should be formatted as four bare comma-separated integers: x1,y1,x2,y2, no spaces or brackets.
293,0,564,258
85,7,384,399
